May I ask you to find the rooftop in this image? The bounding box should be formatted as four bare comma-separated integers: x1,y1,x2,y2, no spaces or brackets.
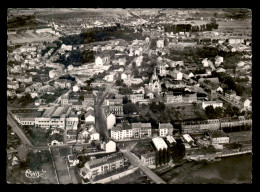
87,153,124,169
159,123,173,130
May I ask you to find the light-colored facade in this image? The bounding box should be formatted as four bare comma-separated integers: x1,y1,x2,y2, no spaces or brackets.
141,152,156,166
159,123,173,137
152,137,168,151
202,101,223,109
79,153,125,180
106,113,116,130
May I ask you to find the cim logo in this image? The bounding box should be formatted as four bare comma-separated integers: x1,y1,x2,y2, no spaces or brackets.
25,169,46,178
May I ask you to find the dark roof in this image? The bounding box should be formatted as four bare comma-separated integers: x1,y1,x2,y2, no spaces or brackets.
87,153,124,169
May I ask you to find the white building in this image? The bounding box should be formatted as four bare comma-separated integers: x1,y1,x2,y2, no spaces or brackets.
157,39,164,48
212,137,229,144
135,56,143,67
61,44,72,51
158,123,173,137
104,140,116,153
166,135,176,145
182,134,194,145
85,109,95,124
215,56,224,67
106,113,116,130
202,58,209,67
152,137,168,151
202,101,223,109
95,56,103,67
244,99,251,110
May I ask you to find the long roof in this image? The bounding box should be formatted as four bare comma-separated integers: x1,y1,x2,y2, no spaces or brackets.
159,123,173,130
87,153,124,169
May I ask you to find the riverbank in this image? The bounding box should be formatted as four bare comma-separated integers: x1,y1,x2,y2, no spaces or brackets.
157,153,252,184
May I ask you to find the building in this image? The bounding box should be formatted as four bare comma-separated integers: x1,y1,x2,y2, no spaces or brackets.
129,94,144,104
165,92,182,103
182,93,197,103
171,70,183,80
166,135,176,145
104,140,116,153
47,133,64,146
106,113,116,130
34,106,78,129
152,137,168,151
95,55,110,67
159,123,173,137
202,101,223,109
244,99,251,110
141,152,156,166
79,153,125,180
111,122,152,141
111,122,132,140
157,39,164,48
181,119,221,134
83,93,95,108
215,56,224,67
132,123,152,139
148,68,161,93
85,109,95,125
67,155,79,167
182,134,194,145
210,130,229,144
88,126,100,141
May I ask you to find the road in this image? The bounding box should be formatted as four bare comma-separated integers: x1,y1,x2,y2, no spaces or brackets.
94,59,134,139
50,148,72,184
7,113,33,147
120,145,166,184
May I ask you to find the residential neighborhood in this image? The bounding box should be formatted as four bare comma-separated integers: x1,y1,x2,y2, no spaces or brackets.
7,8,252,184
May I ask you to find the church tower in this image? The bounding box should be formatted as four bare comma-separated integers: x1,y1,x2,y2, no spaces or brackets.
149,67,161,93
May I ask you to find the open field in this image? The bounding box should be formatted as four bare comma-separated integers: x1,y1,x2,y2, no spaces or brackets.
228,131,252,143
37,162,59,184
8,30,59,44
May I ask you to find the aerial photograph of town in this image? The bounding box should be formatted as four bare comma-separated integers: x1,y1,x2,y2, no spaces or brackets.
6,8,252,184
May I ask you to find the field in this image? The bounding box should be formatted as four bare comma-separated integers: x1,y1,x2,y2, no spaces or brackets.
8,30,59,44
228,131,252,143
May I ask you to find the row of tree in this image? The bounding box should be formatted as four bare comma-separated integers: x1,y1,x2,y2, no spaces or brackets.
60,26,146,46
205,104,241,119
163,19,218,33
155,148,171,167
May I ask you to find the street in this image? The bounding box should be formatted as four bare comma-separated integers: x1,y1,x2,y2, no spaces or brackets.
120,141,166,184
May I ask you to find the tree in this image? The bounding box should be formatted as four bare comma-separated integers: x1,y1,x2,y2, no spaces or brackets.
123,103,138,114
167,149,171,163
123,96,131,104
205,105,216,119
170,141,186,163
159,149,163,166
214,107,223,118
155,151,159,167
162,148,167,165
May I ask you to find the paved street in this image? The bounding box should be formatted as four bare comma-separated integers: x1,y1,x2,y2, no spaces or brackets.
7,112,33,147
120,141,166,184
120,148,166,184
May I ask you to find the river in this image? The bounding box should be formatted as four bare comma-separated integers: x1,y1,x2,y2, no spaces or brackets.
159,154,252,184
